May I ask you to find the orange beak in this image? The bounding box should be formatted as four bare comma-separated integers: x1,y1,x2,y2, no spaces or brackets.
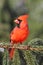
14,19,19,24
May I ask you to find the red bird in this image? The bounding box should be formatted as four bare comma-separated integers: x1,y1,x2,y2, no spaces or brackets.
9,14,30,59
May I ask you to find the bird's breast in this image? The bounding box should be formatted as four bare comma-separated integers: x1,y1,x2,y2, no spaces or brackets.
10,22,29,43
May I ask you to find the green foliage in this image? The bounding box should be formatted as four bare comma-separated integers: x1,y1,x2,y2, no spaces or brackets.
0,0,43,65
0,38,42,65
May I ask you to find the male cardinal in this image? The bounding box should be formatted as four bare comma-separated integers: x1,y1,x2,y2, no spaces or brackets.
9,14,30,59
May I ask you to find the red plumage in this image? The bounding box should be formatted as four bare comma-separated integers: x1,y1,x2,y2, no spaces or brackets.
9,14,30,59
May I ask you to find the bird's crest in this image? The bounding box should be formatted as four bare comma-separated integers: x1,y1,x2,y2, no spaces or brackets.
18,14,28,21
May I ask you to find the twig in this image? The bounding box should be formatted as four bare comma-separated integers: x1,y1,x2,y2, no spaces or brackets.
0,44,43,51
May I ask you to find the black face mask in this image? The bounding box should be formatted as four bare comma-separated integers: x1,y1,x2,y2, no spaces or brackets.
16,19,22,28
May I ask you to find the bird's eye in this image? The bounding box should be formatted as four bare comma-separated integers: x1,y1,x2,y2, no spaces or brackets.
17,19,22,22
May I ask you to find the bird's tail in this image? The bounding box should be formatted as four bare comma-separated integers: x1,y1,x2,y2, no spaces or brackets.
9,48,15,60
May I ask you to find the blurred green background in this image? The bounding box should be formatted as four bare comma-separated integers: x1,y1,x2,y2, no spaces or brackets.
0,0,43,43
0,0,43,65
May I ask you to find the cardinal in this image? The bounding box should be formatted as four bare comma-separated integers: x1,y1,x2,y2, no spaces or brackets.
9,14,30,59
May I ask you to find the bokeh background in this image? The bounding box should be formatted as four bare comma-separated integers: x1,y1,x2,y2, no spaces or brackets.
0,0,43,65
0,0,43,43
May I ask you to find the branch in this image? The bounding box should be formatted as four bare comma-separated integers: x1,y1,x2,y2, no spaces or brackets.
0,44,43,51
